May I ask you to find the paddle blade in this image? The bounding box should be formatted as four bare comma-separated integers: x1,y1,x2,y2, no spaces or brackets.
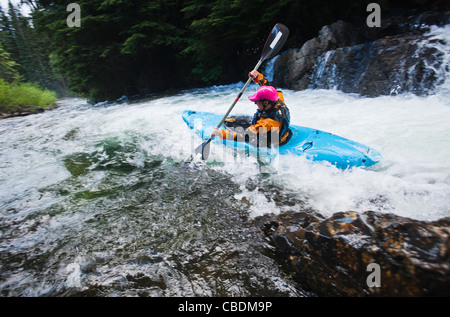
183,139,211,165
194,139,212,161
260,23,289,61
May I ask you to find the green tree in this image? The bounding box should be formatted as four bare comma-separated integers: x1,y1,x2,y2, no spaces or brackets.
0,2,66,95
0,42,20,82
34,0,190,102
181,0,291,83
30,0,449,102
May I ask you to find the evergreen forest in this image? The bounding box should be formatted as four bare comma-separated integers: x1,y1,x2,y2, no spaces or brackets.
0,0,446,103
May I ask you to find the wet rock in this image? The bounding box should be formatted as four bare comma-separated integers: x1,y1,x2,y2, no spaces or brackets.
0,106,46,120
272,11,450,97
261,210,450,296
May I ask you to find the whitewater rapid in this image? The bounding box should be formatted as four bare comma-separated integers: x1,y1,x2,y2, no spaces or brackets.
206,86,450,221
1,25,450,296
1,26,449,226
2,83,449,224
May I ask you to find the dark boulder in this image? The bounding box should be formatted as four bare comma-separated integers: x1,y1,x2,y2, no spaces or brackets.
272,11,450,97
261,210,450,296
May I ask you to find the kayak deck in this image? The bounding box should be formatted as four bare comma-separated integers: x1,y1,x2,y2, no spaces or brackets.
182,110,381,169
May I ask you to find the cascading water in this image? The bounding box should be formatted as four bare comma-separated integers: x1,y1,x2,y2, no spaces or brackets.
1,24,449,297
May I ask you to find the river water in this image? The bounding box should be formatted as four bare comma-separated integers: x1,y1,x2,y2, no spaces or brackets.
1,26,449,297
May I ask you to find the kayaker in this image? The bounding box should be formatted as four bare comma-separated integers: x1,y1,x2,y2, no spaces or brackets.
211,70,292,147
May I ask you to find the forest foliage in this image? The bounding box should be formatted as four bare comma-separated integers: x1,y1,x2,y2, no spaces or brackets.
0,78,56,113
0,1,60,112
1,0,447,103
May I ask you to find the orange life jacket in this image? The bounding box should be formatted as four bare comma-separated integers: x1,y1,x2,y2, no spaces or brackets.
219,71,292,147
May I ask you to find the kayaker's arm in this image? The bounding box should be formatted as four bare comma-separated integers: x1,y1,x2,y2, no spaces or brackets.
249,70,269,86
211,127,238,140
211,118,282,147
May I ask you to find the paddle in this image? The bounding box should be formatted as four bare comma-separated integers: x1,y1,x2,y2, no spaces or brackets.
187,23,289,162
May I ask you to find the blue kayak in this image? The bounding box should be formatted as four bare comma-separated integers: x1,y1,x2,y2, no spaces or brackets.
182,110,381,169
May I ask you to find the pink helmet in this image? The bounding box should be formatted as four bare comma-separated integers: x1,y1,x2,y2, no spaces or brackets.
248,86,278,102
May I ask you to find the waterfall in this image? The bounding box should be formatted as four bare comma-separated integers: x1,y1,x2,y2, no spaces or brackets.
425,25,450,96
272,18,450,97
309,50,337,90
263,55,279,82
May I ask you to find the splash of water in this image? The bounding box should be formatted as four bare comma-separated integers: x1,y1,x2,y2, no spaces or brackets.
0,24,449,297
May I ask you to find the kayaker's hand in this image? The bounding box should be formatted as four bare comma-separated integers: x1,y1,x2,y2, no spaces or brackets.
211,128,221,138
249,70,259,80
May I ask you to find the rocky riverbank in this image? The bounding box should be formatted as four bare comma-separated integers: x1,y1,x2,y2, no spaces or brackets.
256,210,449,296
0,106,46,120
272,11,450,96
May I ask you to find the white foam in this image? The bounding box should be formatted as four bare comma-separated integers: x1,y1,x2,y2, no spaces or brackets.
1,24,449,222
66,262,81,288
